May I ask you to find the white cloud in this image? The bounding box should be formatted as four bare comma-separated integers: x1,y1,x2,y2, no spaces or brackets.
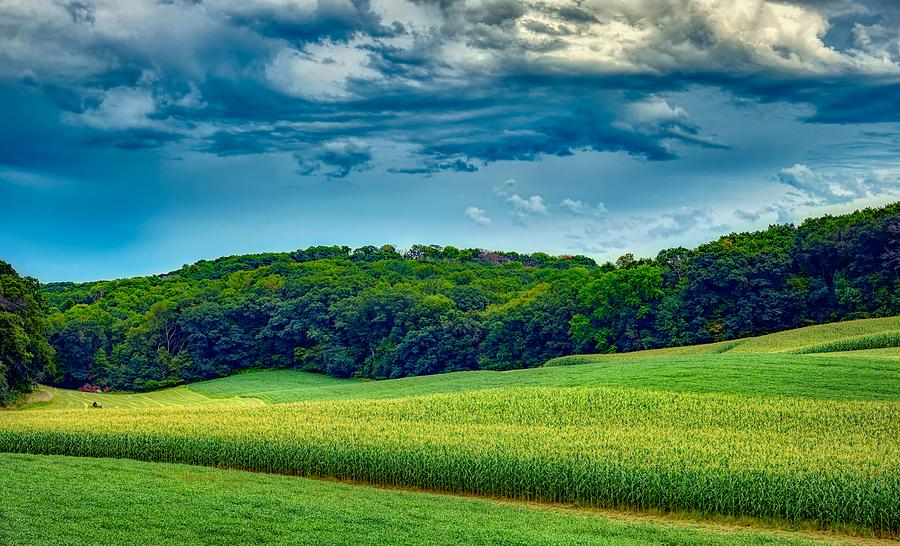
493,178,518,197
560,198,608,217
776,163,900,204
732,164,900,226
735,208,763,222
507,194,548,216
565,203,730,257
559,198,587,214
646,207,718,238
491,178,548,224
627,98,690,127
4,0,898,102
228,0,900,82
67,86,158,130
735,204,795,224
509,0,900,77
266,39,381,100
465,206,492,226
616,97,724,149
850,22,900,67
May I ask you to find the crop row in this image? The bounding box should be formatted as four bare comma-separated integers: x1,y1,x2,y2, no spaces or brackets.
791,331,900,355
1,387,898,533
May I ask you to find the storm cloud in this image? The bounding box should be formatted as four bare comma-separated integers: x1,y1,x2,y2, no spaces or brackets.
3,0,900,176
2,0,900,280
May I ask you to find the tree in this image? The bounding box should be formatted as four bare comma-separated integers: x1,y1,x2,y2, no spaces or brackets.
574,265,664,352
479,283,577,369
0,260,53,403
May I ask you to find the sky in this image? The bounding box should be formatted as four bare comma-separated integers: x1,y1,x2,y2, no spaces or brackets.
1,0,900,281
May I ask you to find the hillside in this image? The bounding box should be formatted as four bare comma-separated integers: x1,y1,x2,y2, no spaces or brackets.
25,316,900,409
547,315,900,363
37,203,899,394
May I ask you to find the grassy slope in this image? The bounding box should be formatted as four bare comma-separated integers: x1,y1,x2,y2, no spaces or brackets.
31,350,900,409
185,352,900,403
727,316,900,354
0,453,858,546
547,316,900,362
27,316,899,409
25,385,264,410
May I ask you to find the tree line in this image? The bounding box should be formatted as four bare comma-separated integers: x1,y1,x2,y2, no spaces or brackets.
8,203,900,393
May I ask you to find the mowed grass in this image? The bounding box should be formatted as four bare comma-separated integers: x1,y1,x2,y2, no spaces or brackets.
24,385,263,410
187,352,900,403
189,368,356,401
821,348,900,359
0,453,842,546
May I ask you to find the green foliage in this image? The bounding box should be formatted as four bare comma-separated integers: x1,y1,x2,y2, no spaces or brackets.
574,264,664,352
0,260,53,404
27,202,900,390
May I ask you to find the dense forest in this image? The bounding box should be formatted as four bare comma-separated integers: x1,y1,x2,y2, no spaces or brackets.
0,261,54,403
16,203,900,391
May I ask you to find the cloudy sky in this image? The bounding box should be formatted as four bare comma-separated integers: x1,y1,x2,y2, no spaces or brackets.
2,0,900,281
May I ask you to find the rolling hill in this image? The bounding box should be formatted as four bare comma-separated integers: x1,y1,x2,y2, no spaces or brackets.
1,317,897,543
24,316,900,409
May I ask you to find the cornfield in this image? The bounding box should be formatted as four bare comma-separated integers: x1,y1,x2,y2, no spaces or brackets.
790,331,900,355
1,386,898,534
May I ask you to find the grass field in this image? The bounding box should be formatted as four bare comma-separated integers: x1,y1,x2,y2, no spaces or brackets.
27,350,900,409
3,453,860,546
183,352,900,403
546,316,900,363
23,385,264,410
23,316,900,408
2,316,899,540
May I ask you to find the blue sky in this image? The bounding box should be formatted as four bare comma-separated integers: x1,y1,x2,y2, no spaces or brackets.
1,0,899,281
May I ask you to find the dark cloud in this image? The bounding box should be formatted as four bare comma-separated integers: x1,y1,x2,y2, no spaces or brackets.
0,0,899,177
84,128,184,150
59,1,95,24
222,0,390,44
295,139,373,179
390,159,478,175
802,81,900,124
553,6,601,25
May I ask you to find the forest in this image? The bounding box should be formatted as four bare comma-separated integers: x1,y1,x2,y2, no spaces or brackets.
10,202,900,392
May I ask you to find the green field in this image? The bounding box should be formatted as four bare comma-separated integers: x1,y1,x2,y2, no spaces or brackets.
24,385,264,410
2,453,851,546
546,316,900,362
184,352,900,403
2,316,899,542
